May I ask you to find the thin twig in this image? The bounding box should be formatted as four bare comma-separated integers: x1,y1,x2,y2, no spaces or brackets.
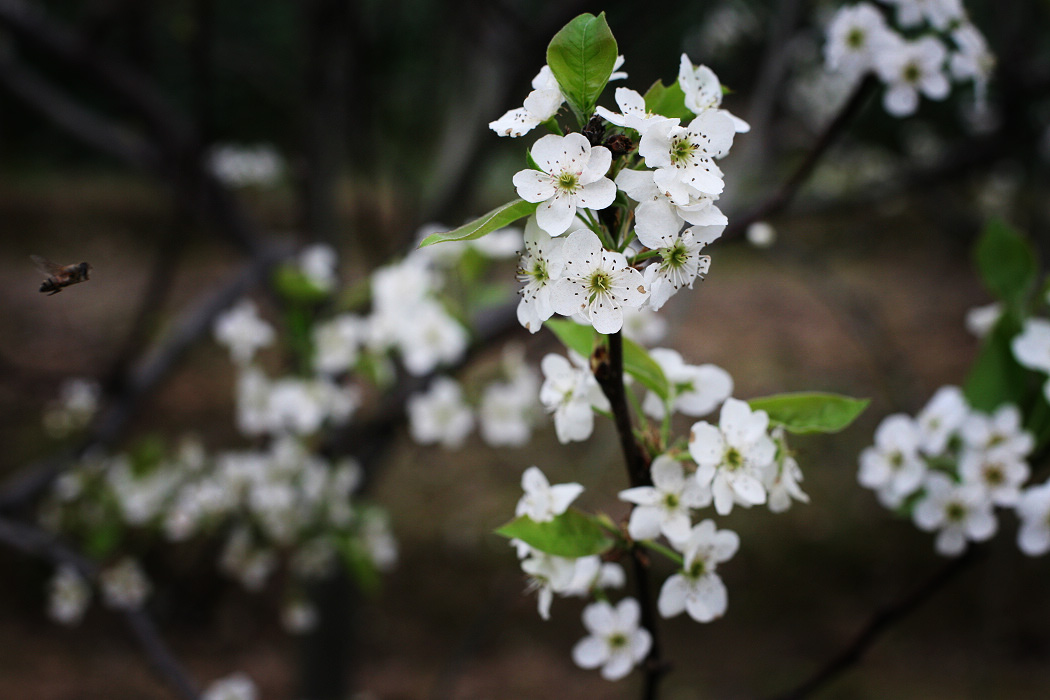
0,515,201,700
767,547,982,700
725,75,879,240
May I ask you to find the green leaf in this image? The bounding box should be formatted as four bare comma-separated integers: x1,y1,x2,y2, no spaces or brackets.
419,199,538,248
546,13,618,126
643,79,692,122
963,313,1029,411
334,534,381,595
273,265,329,304
495,509,614,558
622,337,670,401
545,318,598,357
748,392,870,434
973,218,1037,313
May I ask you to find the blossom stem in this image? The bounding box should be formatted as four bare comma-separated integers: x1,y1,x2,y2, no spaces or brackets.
638,539,684,567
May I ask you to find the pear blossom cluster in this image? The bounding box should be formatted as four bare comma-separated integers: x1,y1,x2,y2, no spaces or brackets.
824,0,994,116
42,377,101,438
507,387,807,679
857,385,1046,556
492,54,748,337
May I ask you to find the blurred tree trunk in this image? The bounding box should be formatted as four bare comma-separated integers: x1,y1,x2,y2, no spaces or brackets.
300,0,349,245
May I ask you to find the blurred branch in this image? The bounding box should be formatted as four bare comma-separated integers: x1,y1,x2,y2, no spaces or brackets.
724,75,879,240
0,515,201,700
0,245,292,513
768,547,982,700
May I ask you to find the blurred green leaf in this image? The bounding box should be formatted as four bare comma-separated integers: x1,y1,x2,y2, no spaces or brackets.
973,218,1036,313
84,519,123,559
622,337,670,401
964,313,1028,411
419,199,538,247
748,392,869,434
274,266,329,305
546,13,618,126
335,534,381,596
495,509,614,558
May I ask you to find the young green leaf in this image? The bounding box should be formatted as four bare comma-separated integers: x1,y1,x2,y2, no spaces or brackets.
495,509,615,558
973,218,1037,313
747,392,869,434
964,313,1030,412
622,336,670,401
419,199,538,247
545,318,598,357
546,13,618,127
643,79,692,122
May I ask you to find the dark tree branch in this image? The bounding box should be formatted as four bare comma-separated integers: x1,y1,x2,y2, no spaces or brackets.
768,547,982,700
0,246,292,513
592,332,665,700
0,515,201,700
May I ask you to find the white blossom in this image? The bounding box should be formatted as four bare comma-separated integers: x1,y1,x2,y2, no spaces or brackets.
407,376,474,448
202,672,257,700
513,133,616,236
763,427,810,512
677,54,750,132
642,348,732,420
489,65,565,138
214,299,274,365
539,352,610,443
639,111,736,199
658,519,739,622
549,229,649,334
313,314,365,374
689,398,775,515
915,385,969,456
642,227,719,312
596,87,679,137
619,454,711,541
824,3,894,82
516,216,567,333
99,558,150,610
875,35,951,117
48,566,91,625
858,413,927,507
913,472,996,556
1016,481,1050,556
516,465,584,523
964,301,1001,338
572,598,652,681
297,243,338,293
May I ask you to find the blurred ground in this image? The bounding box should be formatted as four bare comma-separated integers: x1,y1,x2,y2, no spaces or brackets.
2,173,1050,700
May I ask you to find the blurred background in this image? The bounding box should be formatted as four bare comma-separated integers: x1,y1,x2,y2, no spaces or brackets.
2,0,1050,698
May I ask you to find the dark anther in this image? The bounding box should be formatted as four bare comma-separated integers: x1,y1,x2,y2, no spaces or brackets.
603,133,634,157
583,114,606,147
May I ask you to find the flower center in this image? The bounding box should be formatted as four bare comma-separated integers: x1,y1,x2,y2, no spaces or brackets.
846,27,865,49
945,501,967,523
608,632,628,649
670,137,696,166
662,240,690,269
983,464,1005,485
687,557,707,579
662,492,680,510
587,269,613,300
724,447,743,470
557,171,580,192
903,62,922,84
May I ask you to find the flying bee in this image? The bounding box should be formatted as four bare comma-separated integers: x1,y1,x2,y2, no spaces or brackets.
31,255,92,295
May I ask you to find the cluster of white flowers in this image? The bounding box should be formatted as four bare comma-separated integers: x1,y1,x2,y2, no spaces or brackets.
496,55,746,337
208,143,284,188
406,346,541,449
824,0,994,116
508,387,806,679
858,385,1044,556
42,378,101,438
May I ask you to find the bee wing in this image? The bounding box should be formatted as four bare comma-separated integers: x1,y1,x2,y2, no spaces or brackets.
30,255,65,275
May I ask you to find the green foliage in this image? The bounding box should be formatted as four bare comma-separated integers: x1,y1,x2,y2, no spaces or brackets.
495,509,614,558
546,13,619,127
974,218,1037,315
273,266,330,305
747,392,869,434
964,314,1029,412
545,318,597,357
418,199,538,247
622,337,670,401
643,79,692,122
335,532,382,596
